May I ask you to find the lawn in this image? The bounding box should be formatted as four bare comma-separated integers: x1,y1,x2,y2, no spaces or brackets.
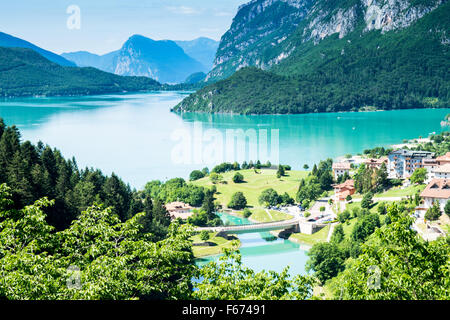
190,232,239,258
288,225,331,246
249,208,293,223
376,184,426,198
191,169,308,209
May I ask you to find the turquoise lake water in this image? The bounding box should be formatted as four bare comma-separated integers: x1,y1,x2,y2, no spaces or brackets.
196,212,311,276
0,91,448,275
0,92,448,189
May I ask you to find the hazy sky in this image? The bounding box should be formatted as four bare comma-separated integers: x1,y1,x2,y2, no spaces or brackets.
0,0,248,54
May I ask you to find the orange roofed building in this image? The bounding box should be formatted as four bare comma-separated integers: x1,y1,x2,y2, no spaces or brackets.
333,179,356,202
436,152,450,165
420,179,450,212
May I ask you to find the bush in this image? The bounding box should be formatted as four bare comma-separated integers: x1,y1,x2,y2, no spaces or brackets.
243,208,252,218
232,172,244,183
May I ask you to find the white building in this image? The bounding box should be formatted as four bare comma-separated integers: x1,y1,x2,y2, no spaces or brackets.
433,163,450,180
332,162,351,179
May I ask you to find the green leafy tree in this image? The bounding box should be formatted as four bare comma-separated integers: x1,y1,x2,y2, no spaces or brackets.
195,246,316,300
200,230,210,242
232,172,244,183
445,201,450,217
258,188,281,207
243,208,252,218
228,192,247,210
329,204,450,300
361,192,374,209
410,168,427,184
337,210,350,223
425,201,441,221
0,183,197,300
189,170,205,181
330,224,345,244
306,242,346,284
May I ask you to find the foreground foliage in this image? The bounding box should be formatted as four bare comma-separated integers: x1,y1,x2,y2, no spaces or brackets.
328,205,450,300
194,245,316,300
0,184,196,300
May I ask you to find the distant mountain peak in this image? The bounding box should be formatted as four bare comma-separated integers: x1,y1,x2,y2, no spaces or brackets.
0,31,76,67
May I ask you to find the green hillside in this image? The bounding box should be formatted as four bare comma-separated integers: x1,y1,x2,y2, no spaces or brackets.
174,1,449,114
0,47,163,97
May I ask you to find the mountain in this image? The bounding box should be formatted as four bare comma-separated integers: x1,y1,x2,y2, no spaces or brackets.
63,35,209,84
0,32,76,67
184,72,207,84
61,50,118,72
175,37,220,71
0,47,162,97
174,0,450,114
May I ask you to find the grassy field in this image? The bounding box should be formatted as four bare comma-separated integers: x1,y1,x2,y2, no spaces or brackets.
376,184,426,198
190,232,239,258
288,225,331,246
191,169,308,209
249,208,293,223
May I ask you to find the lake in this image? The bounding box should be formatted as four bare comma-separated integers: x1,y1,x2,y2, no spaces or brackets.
196,212,311,276
1,91,449,276
0,92,448,189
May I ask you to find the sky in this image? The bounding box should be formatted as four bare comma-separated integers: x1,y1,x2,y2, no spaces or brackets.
0,0,249,55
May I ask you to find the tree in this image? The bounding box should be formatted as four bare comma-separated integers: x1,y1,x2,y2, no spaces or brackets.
0,184,197,300
232,172,244,183
425,201,441,221
350,213,380,243
209,172,223,184
303,164,309,170
277,165,285,178
189,170,205,181
258,188,281,207
410,168,427,184
195,246,316,300
201,189,216,220
377,202,387,215
337,210,350,223
243,208,252,218
281,192,294,205
346,194,353,202
361,192,374,209
330,224,345,244
445,201,450,217
228,192,247,210
306,242,346,284
200,230,210,242
328,204,450,300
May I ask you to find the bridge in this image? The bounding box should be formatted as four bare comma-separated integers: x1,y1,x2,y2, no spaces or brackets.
196,217,328,235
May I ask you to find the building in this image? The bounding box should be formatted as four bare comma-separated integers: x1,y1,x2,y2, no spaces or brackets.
433,163,450,180
363,157,388,170
332,162,351,179
387,149,434,179
333,179,355,202
420,179,450,212
165,201,194,220
436,152,450,165
422,158,440,182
